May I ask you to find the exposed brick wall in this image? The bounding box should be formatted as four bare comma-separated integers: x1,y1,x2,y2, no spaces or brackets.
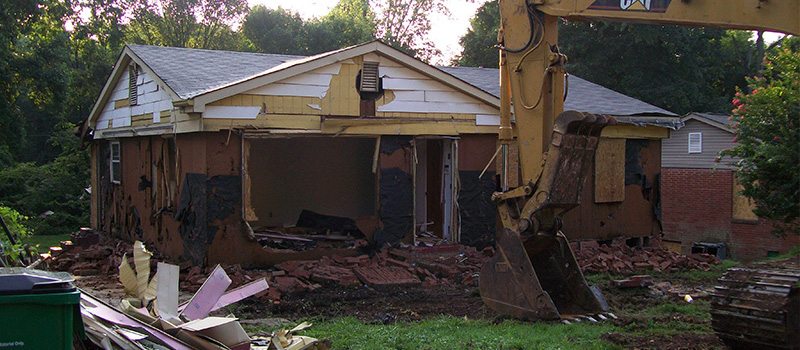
731,220,800,261
662,168,733,254
662,167,800,261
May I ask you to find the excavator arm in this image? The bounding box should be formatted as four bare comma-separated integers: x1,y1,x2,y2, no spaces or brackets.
480,0,799,322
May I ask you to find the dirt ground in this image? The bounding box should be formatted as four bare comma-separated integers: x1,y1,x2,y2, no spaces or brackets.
59,234,791,349
72,269,727,350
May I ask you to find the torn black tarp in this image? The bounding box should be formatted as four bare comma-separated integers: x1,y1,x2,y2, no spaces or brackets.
176,174,241,265
458,171,496,248
614,115,683,130
376,167,413,247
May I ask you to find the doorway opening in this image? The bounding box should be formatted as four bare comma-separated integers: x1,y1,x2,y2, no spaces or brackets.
414,138,457,243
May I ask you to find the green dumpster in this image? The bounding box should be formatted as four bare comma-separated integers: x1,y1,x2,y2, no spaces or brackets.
0,268,84,350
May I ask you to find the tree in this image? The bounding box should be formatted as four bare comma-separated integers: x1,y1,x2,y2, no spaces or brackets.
455,2,760,114
242,6,307,55
370,0,448,62
722,39,799,233
13,1,72,164
243,1,375,56
0,0,42,167
306,0,375,54
455,0,499,67
558,21,759,115
125,0,251,50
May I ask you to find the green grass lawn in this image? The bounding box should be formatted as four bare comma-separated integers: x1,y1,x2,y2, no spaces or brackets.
24,233,71,253
242,262,733,350
246,316,621,350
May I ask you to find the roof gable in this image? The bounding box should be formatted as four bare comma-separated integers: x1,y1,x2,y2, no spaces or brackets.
681,113,734,133
189,41,500,112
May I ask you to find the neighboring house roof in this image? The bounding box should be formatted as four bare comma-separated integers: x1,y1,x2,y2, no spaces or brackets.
682,112,735,133
439,66,678,117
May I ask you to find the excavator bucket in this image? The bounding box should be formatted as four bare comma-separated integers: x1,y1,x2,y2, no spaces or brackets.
480,111,614,321
480,229,604,320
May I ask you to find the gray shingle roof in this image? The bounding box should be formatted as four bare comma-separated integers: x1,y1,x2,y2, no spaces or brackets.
692,113,733,127
127,44,677,117
128,45,303,99
439,66,676,116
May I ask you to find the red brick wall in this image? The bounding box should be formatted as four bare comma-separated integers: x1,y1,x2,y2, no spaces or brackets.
731,220,800,261
662,168,733,254
662,168,800,261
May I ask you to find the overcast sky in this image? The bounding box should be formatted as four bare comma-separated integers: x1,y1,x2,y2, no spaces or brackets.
247,0,489,64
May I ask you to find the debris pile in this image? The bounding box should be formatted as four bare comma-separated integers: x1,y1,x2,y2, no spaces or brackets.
182,245,492,304
574,241,720,274
251,210,369,251
80,240,328,350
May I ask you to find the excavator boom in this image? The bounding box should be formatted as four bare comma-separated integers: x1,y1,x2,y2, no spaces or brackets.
480,0,800,325
536,0,799,36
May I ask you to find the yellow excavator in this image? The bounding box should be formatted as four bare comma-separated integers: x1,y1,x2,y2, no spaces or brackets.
480,0,798,347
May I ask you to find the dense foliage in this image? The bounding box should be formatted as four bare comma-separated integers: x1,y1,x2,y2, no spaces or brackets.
0,206,33,263
723,39,800,232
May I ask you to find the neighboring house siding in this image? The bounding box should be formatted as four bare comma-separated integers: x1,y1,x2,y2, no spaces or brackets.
662,120,735,169
95,66,173,131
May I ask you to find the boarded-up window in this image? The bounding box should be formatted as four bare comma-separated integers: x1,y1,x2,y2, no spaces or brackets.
688,132,702,153
110,141,121,184
594,138,625,203
128,64,139,105
732,175,759,222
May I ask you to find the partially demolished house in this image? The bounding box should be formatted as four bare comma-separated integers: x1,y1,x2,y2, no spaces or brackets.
82,41,679,267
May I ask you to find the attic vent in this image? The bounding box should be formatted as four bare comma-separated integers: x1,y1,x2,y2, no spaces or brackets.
129,64,139,106
359,61,380,93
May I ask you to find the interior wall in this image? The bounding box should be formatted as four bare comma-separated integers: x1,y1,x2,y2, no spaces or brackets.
248,137,377,227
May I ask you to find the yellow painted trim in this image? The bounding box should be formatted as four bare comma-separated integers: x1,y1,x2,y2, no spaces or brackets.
322,119,498,135
204,114,322,131
601,125,669,139
114,99,131,109
130,113,151,127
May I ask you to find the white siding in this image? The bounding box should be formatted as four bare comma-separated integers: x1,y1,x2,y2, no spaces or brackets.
662,120,737,169
376,61,499,116
94,66,173,131
244,64,342,98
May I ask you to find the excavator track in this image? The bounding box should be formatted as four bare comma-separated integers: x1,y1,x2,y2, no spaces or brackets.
710,262,800,350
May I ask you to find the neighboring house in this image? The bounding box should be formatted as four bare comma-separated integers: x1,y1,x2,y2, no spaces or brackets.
661,113,799,261
82,41,679,267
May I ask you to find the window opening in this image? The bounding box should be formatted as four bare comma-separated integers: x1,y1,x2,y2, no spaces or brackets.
111,141,121,184
688,132,702,153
